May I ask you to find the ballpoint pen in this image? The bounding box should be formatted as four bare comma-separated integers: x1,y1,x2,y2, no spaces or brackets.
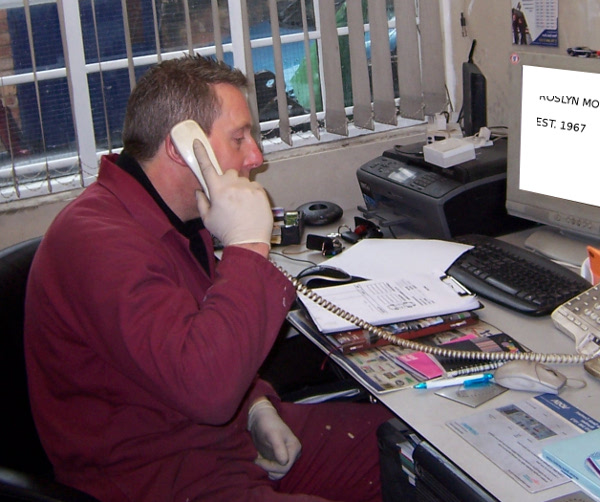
413,372,493,390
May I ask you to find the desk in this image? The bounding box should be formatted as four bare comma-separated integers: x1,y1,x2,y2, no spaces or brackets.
272,211,600,501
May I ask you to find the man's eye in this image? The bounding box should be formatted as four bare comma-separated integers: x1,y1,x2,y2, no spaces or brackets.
234,137,244,145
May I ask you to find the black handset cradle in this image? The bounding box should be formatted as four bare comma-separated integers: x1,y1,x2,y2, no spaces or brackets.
296,201,343,226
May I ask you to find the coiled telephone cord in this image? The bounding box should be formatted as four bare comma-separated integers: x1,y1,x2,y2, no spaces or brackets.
275,263,594,366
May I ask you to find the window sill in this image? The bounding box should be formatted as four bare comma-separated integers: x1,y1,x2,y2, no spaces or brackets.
0,121,427,214
263,120,426,161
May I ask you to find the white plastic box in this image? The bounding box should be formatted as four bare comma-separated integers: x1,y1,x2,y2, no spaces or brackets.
423,138,476,168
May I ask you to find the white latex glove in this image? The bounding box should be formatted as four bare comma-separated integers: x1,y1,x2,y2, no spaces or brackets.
193,139,273,247
247,399,302,480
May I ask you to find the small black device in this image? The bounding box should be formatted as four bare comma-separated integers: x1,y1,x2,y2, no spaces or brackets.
340,216,383,244
271,209,304,246
462,40,487,136
296,201,343,226
305,234,344,257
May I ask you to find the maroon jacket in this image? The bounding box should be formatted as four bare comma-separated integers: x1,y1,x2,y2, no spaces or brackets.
24,154,296,500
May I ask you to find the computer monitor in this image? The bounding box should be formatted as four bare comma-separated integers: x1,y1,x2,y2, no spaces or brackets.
506,52,600,266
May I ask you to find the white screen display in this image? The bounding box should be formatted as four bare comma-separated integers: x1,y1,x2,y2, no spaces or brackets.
520,65,600,207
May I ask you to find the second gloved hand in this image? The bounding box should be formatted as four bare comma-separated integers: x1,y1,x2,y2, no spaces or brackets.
193,139,273,247
247,399,302,480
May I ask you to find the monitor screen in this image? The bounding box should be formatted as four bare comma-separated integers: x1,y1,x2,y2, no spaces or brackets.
506,52,600,264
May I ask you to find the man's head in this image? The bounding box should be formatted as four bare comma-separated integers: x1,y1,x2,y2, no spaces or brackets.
122,54,248,162
122,54,264,221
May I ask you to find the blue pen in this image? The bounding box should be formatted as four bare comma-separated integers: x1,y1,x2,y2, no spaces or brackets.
414,373,493,390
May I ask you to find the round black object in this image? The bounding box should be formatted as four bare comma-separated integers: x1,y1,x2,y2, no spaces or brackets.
296,201,343,226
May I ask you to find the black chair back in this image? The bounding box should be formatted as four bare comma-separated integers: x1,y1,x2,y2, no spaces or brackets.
0,236,49,476
0,237,100,501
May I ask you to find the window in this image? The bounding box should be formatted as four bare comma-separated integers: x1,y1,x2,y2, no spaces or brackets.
0,0,447,203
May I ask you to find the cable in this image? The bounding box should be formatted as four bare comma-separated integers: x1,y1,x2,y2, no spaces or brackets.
273,261,595,366
270,250,317,266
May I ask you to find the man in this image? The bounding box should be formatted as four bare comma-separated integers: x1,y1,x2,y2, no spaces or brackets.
25,55,392,501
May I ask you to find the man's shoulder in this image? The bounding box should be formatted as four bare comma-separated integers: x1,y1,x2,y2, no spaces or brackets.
51,158,164,236
51,179,132,233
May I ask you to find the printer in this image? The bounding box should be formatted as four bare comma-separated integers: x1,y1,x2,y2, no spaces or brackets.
356,137,529,239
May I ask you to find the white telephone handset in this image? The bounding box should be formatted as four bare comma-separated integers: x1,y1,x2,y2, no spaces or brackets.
170,120,223,199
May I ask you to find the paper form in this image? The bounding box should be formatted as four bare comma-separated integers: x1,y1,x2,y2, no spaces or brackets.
297,273,479,334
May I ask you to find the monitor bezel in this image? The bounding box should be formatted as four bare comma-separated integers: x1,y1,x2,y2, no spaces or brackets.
506,51,600,241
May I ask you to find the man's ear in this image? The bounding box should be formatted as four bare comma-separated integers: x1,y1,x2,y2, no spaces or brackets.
164,133,189,166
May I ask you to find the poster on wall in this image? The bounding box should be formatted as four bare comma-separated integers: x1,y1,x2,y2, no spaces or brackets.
511,0,558,47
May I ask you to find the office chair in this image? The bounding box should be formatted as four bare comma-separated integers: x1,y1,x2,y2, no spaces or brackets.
0,236,100,501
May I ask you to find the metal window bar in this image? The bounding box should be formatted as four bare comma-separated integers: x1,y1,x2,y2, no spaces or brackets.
22,0,50,196
57,0,97,188
150,0,162,62
89,0,114,153
120,0,136,89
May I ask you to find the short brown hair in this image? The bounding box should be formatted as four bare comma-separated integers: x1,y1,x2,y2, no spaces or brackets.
122,54,247,161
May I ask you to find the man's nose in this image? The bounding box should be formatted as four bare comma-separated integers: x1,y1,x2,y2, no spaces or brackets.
245,140,264,170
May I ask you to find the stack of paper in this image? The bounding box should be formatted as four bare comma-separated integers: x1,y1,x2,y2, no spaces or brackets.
296,238,478,334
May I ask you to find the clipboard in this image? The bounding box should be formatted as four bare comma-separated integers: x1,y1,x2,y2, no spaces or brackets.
297,274,481,334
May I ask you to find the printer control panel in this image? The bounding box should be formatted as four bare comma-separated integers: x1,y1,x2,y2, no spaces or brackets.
359,156,461,199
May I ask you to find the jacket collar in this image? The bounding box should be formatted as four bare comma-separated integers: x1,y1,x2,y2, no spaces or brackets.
97,152,211,273
115,151,206,240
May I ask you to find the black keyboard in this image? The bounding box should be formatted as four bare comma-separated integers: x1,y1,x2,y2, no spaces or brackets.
446,234,591,316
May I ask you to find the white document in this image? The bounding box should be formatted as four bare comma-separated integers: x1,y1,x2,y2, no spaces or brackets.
297,272,479,334
323,238,472,280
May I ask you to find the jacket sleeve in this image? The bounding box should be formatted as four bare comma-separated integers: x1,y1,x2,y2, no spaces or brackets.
34,223,296,425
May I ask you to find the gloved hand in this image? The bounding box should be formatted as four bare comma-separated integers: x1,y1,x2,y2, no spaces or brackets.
247,398,302,480
193,139,273,247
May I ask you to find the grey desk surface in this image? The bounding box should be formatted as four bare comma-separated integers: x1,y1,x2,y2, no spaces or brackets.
272,210,600,502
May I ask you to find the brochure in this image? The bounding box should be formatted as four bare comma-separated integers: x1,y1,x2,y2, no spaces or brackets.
447,395,600,493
